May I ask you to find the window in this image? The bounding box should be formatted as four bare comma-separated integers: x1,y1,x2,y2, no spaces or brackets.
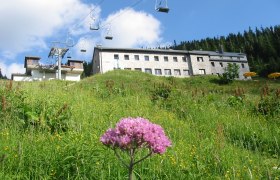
216,73,220,76
173,57,178,62
174,69,181,76
164,69,171,75
220,62,223,67
145,68,152,74
154,56,159,61
164,56,168,62
31,60,38,64
241,63,245,68
124,55,129,60
183,69,189,76
134,55,139,60
182,57,187,62
211,62,215,67
220,56,223,59
199,69,206,75
124,68,131,70
134,68,142,71
114,54,119,59
155,69,162,75
70,62,75,66
197,57,203,62
144,55,149,61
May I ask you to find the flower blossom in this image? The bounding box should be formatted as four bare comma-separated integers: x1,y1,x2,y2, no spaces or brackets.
100,117,171,154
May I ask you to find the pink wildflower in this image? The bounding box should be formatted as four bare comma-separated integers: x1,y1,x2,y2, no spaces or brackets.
100,117,171,154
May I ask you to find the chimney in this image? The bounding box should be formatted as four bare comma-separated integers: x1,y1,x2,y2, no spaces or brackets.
219,44,224,54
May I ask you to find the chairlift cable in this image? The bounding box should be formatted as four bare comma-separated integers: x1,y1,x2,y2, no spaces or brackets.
99,0,143,29
69,0,105,33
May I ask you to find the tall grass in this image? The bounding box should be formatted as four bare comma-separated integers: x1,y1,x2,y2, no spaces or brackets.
0,71,279,179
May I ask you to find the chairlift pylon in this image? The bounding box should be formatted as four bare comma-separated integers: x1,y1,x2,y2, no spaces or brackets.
155,0,169,13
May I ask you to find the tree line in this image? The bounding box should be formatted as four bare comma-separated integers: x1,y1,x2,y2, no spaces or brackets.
173,25,280,77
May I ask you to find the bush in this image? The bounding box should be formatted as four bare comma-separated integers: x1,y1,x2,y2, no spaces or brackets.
218,63,240,84
150,83,172,103
256,95,280,117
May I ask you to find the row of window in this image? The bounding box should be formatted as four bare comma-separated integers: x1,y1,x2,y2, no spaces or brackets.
197,56,244,63
214,56,242,60
123,68,190,76
114,54,187,62
210,62,245,68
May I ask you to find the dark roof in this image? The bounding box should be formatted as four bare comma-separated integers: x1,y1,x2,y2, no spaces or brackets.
67,60,84,63
94,47,187,55
25,56,41,60
190,50,246,57
94,47,246,57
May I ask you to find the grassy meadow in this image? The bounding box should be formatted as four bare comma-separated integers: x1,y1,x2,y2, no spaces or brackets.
0,70,280,179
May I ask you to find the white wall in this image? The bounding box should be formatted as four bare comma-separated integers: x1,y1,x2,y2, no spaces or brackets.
14,69,81,81
99,51,191,77
13,76,33,81
93,48,251,80
65,73,81,81
189,55,211,75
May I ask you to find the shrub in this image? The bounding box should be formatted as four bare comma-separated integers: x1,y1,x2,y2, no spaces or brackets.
23,97,72,133
256,96,280,117
150,83,172,103
243,72,257,78
268,72,280,79
218,63,240,84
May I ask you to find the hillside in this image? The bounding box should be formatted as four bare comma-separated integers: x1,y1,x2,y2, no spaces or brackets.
0,70,280,179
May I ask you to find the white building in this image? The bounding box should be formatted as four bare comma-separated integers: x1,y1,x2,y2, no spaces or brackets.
92,47,250,79
12,56,84,81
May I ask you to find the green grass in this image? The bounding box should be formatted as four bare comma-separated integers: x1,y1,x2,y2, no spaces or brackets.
0,70,280,179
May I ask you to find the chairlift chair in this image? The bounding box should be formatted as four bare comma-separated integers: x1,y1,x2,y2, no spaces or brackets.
66,50,72,59
90,11,100,30
155,0,169,13
89,19,100,31
105,36,113,40
105,28,113,40
80,49,87,52
90,24,99,31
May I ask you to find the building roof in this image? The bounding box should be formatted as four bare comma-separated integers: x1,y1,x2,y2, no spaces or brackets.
190,50,246,57
94,47,246,57
94,47,188,55
67,60,84,63
25,56,41,60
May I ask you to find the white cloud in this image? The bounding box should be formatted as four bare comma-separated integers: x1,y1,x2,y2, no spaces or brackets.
0,60,25,79
0,0,99,57
101,8,162,48
72,36,98,61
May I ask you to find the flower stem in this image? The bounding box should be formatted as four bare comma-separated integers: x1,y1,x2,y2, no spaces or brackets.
114,149,129,169
133,151,153,166
128,148,135,180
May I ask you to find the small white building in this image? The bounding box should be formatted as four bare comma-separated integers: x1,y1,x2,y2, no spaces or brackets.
92,47,250,79
12,56,84,81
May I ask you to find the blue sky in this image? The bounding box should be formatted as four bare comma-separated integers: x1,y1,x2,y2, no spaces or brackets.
0,0,279,78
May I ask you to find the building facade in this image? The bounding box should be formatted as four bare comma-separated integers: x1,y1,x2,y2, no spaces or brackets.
92,47,250,79
12,56,84,81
